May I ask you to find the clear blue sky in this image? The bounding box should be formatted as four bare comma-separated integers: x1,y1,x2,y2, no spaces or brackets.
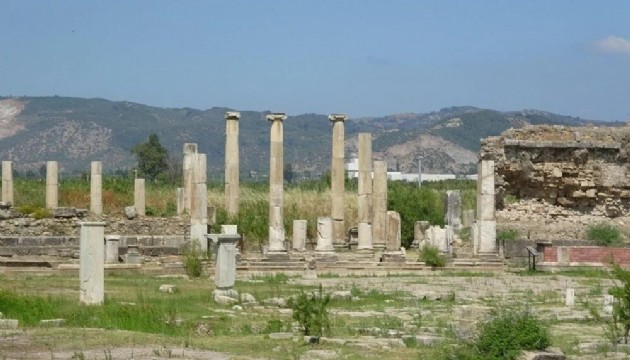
1,1,629,121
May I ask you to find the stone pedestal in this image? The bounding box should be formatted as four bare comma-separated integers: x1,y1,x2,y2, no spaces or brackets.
221,224,238,235
214,234,240,289
1,161,12,205
134,178,145,216
292,220,307,252
357,223,373,250
125,245,143,264
79,222,106,305
412,221,430,248
225,112,240,216
104,235,120,264
46,161,58,209
427,225,449,253
565,288,575,307
90,161,103,215
182,143,198,214
329,114,347,245
267,113,288,256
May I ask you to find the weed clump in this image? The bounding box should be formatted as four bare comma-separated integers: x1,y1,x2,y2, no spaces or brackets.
288,285,330,340
419,246,446,268
439,306,550,360
587,223,621,246
497,229,519,242
182,242,206,278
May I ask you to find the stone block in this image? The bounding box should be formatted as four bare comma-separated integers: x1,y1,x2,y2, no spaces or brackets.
292,220,307,251
316,217,334,252
565,288,575,307
477,220,496,254
357,222,373,250
0,319,18,329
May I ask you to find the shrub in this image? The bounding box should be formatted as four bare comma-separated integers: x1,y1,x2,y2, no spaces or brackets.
497,229,519,242
419,246,446,268
587,223,621,246
606,263,630,345
438,306,550,360
182,242,205,278
475,307,550,359
288,285,331,339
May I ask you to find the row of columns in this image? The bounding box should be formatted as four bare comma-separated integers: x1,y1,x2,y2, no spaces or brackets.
1,160,145,216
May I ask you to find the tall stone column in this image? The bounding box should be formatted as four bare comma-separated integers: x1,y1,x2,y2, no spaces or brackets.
182,143,198,214
134,178,145,216
45,161,58,209
329,114,347,245
79,221,106,305
267,113,288,255
474,160,497,255
225,111,241,216
357,133,373,249
90,161,103,215
1,161,13,205
370,160,387,250
190,153,208,252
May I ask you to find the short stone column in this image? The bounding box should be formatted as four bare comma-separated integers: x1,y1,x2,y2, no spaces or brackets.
212,234,240,302
1,161,13,205
46,161,58,209
382,211,404,262
225,112,241,216
90,161,103,215
357,133,374,249
412,221,430,248
292,220,307,252
190,153,208,252
182,143,198,214
79,222,106,305
266,113,288,256
444,190,462,232
369,160,388,250
176,187,184,215
329,114,347,245
316,217,334,252
474,160,497,255
104,235,120,264
134,178,145,216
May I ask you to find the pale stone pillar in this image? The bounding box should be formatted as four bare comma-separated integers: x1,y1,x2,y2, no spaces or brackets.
176,187,184,215
1,161,13,205
190,153,208,252
79,221,106,305
316,217,334,252
357,133,373,249
182,143,198,214
104,235,120,264
329,114,347,245
267,113,287,254
134,178,145,216
445,190,462,232
45,161,58,209
292,219,307,252
225,112,240,216
370,160,387,249
475,160,497,254
382,211,404,262
565,288,575,307
90,161,103,215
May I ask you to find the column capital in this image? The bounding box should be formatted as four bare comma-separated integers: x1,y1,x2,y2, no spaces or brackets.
225,111,241,120
328,113,348,122
266,113,287,122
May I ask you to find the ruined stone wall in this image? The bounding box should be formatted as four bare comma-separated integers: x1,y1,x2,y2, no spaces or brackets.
482,125,630,217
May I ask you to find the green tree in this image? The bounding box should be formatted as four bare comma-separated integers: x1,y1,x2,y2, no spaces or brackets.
131,134,168,181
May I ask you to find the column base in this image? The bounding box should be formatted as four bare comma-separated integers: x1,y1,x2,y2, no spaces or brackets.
212,288,239,304
381,251,406,263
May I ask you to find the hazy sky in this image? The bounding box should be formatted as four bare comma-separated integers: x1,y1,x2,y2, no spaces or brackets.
1,1,629,121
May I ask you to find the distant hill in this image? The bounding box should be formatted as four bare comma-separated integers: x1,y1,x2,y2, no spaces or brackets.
0,96,617,178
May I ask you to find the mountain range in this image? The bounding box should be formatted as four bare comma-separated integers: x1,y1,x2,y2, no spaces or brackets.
0,96,619,178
